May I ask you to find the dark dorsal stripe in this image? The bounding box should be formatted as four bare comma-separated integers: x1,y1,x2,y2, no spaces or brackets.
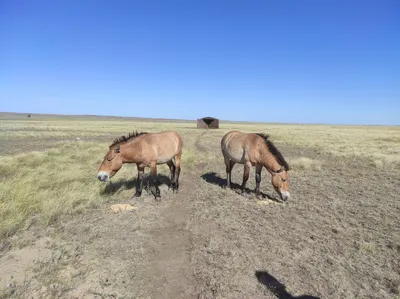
109,131,148,148
256,133,290,171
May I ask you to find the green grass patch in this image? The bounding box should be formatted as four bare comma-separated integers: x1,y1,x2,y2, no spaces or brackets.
0,142,109,238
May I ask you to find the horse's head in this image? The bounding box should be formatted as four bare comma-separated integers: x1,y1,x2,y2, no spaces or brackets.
270,166,290,201
97,144,123,182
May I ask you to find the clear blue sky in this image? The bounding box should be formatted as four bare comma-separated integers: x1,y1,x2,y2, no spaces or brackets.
1,0,399,125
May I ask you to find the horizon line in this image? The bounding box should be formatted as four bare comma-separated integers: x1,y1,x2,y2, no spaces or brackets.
0,111,398,127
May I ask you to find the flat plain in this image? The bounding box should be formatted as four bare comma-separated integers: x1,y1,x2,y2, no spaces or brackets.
0,112,399,299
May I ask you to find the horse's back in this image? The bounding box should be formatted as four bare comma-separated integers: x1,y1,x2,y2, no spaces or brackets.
221,131,264,164
221,130,244,145
154,130,182,146
146,130,182,162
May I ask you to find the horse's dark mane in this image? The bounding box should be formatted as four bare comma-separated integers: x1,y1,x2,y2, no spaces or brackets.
109,131,148,148
256,133,290,171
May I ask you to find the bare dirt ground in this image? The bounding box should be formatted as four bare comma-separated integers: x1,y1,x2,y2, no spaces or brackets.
1,123,400,299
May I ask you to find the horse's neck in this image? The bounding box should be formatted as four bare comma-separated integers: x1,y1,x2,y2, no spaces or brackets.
261,150,281,172
120,141,143,162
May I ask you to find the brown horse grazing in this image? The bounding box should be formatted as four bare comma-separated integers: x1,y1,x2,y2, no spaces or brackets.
221,131,290,201
97,130,183,200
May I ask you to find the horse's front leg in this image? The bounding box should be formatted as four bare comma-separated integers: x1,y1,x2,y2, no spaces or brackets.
149,161,161,200
240,162,251,195
132,165,145,198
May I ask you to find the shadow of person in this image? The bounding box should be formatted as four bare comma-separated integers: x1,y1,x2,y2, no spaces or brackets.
255,271,320,299
200,172,279,202
100,174,171,195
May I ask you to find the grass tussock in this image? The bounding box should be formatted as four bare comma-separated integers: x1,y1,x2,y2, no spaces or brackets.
182,147,198,169
288,157,323,171
0,142,110,238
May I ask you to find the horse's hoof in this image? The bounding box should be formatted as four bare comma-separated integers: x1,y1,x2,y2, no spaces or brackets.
240,190,250,198
132,192,142,198
153,190,161,201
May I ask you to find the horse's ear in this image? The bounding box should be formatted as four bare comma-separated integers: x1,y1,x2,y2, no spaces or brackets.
115,145,120,153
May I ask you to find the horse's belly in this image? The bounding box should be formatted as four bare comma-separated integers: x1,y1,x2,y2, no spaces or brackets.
155,142,178,164
156,156,173,164
226,148,247,164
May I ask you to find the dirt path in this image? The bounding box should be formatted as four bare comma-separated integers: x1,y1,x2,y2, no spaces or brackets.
144,173,197,299
144,131,211,298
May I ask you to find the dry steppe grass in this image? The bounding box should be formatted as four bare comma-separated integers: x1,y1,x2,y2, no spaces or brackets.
0,119,198,239
0,113,399,299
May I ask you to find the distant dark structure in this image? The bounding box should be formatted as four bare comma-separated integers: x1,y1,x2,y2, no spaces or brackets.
27,114,31,118
197,117,219,129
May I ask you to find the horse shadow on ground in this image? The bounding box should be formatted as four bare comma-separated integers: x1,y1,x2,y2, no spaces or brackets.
200,172,281,202
100,174,171,195
255,271,320,299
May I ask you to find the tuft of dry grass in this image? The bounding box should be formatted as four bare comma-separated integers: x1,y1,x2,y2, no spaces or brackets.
0,142,108,238
288,157,323,171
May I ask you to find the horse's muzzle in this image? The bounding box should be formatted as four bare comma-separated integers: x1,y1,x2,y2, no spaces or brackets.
97,171,109,182
279,190,290,201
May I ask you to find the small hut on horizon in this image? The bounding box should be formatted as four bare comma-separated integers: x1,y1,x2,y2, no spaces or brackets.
197,116,219,129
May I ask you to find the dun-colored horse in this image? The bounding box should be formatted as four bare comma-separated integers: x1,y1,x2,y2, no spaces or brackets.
221,131,291,201
97,130,183,200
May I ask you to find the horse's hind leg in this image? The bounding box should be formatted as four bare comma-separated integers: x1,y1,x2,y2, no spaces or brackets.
255,164,262,199
224,155,235,188
149,161,161,200
174,153,182,192
167,160,176,191
240,161,251,195
170,153,182,192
